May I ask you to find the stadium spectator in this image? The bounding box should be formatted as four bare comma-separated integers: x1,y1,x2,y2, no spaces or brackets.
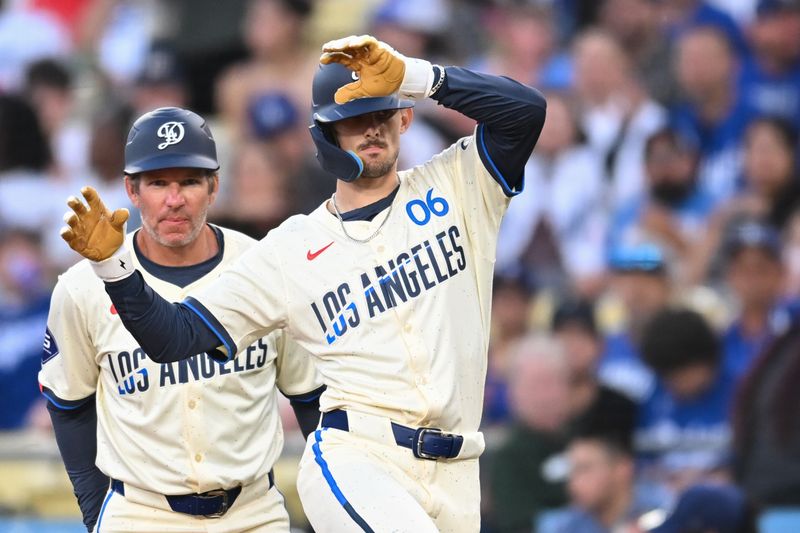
656,0,747,54
607,128,713,285
0,1,71,91
0,94,76,267
472,3,572,90
739,0,800,128
599,244,671,403
671,25,750,202
483,267,536,427
0,229,52,429
485,335,571,533
596,0,679,106
242,91,333,214
637,308,736,495
24,58,89,181
130,40,189,117
688,117,800,282
547,432,656,533
572,28,667,211
720,221,792,380
497,92,607,296
551,298,636,444
216,0,316,140
645,483,757,533
211,139,294,239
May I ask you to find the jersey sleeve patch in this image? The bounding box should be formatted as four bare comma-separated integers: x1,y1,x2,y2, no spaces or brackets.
475,123,525,198
41,327,60,365
182,296,237,361
40,385,92,410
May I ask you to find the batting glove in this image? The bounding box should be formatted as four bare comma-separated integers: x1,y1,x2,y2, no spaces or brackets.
320,35,437,104
61,186,133,281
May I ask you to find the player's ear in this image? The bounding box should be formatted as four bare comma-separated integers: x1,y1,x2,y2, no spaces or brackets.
124,175,141,208
399,108,413,133
208,173,220,205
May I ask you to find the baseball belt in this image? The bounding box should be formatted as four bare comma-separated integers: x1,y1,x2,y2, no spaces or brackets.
321,409,485,460
109,470,274,518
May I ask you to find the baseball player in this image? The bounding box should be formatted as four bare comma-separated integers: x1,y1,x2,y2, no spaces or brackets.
60,36,547,532
40,107,324,532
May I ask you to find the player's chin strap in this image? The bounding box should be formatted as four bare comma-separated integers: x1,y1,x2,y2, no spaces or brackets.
310,124,364,182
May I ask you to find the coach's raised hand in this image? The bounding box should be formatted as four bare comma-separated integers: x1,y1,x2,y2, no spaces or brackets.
61,186,133,281
320,34,438,103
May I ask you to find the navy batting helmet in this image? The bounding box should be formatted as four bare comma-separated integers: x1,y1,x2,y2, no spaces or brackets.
310,62,413,181
124,107,219,174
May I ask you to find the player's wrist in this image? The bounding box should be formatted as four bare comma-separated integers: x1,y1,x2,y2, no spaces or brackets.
399,58,440,100
90,244,134,282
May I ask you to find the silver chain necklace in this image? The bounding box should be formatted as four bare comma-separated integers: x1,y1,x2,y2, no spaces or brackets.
330,176,399,244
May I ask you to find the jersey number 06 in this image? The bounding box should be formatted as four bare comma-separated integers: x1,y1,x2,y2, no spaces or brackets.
406,188,450,226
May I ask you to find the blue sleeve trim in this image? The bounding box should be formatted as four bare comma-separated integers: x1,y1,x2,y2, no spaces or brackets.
285,385,326,403
40,387,91,410
313,429,375,532
183,297,237,362
477,123,524,198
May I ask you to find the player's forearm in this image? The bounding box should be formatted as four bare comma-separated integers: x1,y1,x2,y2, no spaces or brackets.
104,271,224,363
431,67,547,188
48,400,109,532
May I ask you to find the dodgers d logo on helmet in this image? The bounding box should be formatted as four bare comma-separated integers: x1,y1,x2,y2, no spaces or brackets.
157,121,185,150
124,107,219,174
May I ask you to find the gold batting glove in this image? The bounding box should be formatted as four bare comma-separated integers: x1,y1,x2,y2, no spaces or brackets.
61,186,129,262
320,35,438,104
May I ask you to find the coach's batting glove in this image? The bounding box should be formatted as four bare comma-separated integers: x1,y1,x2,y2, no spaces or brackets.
61,186,133,281
320,35,438,104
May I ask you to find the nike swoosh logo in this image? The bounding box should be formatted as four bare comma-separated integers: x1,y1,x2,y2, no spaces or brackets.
460,138,470,150
307,241,334,261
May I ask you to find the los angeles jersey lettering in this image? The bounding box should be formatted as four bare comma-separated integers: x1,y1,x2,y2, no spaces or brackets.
38,228,321,494
191,132,511,434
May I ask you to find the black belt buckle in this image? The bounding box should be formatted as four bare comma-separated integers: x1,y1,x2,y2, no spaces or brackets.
199,489,230,518
413,427,446,460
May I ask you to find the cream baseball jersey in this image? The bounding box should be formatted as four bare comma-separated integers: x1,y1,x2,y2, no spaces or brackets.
39,227,321,495
188,134,510,435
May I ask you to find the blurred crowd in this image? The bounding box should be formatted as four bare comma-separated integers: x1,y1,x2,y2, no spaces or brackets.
1,0,800,531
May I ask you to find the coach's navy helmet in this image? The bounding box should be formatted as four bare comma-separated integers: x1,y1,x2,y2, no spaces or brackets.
310,62,413,181
124,107,219,175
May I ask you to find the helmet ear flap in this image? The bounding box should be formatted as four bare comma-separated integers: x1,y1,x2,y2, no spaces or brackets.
309,123,363,182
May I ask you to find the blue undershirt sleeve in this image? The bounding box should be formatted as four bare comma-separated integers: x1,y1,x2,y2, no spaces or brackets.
104,271,232,363
286,385,326,440
47,397,109,532
430,67,547,194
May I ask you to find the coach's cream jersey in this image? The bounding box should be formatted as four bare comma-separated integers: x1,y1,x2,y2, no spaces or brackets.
39,227,321,495
191,133,512,435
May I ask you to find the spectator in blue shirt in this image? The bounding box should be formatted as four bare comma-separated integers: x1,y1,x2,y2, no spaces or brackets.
0,228,52,429
686,116,800,283
671,25,751,202
657,0,748,55
739,0,800,128
545,432,657,533
599,244,672,403
607,128,714,281
721,220,792,380
636,308,736,495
